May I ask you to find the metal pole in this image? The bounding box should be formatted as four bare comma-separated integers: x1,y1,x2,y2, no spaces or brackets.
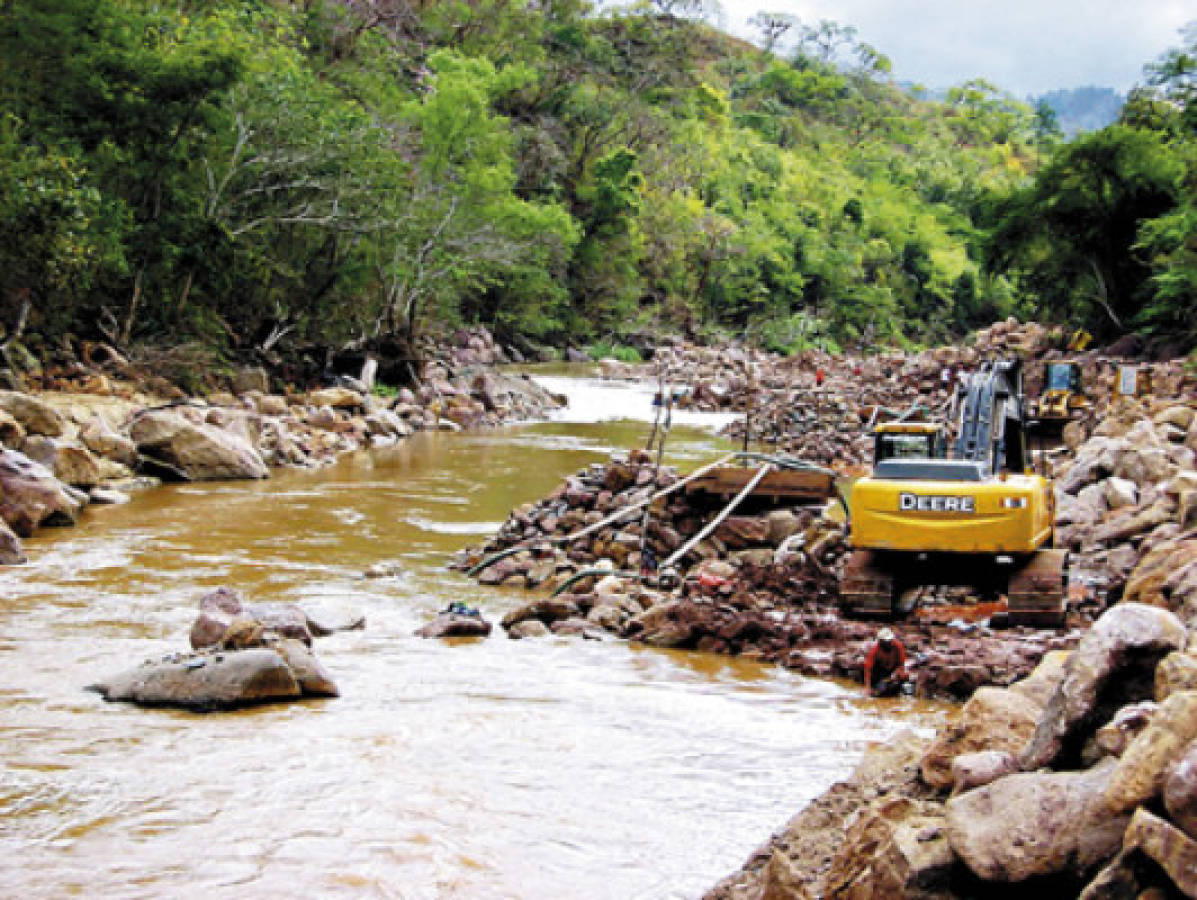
662,463,774,570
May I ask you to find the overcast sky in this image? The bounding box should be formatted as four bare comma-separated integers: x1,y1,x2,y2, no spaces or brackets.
711,0,1193,97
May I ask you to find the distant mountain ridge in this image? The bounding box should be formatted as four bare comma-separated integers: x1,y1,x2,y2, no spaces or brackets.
1033,86,1124,135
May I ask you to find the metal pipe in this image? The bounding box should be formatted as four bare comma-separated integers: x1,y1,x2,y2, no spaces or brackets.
662,463,774,569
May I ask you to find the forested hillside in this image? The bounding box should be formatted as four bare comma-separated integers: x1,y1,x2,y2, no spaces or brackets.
0,1,1193,381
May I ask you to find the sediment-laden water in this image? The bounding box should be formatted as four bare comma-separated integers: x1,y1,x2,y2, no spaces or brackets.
0,374,944,898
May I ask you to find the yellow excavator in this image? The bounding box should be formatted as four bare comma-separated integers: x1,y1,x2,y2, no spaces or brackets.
1031,360,1089,428
841,358,1068,626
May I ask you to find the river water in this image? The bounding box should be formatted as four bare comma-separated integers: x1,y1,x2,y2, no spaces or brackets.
0,374,943,899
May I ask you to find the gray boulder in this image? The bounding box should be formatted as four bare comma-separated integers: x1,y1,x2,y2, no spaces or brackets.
88,649,303,711
131,409,268,481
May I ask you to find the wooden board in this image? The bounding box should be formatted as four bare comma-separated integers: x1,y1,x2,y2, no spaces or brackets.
685,466,836,502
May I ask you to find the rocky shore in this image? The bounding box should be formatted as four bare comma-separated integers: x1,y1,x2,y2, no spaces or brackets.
0,326,563,566
453,324,1195,701
0,326,561,711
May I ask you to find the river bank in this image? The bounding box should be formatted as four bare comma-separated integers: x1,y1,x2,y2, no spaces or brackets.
0,326,565,566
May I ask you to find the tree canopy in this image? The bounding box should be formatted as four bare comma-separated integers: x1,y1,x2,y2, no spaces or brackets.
0,0,1192,374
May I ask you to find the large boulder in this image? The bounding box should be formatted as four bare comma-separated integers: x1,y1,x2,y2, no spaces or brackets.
1019,603,1187,771
920,687,1043,791
131,410,268,480
1104,690,1197,813
19,435,101,488
79,415,138,466
1119,807,1197,897
414,612,492,638
945,758,1129,883
88,648,304,710
0,390,65,436
1122,539,1197,622
0,447,85,536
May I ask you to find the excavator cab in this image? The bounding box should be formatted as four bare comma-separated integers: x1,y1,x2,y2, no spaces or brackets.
872,422,946,463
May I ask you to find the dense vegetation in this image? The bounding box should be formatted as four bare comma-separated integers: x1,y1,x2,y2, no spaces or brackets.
0,1,1193,380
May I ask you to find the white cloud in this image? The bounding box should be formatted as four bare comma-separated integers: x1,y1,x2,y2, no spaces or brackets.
714,0,1193,96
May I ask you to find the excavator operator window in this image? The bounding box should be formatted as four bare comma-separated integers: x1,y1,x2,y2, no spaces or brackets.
1045,364,1078,392
875,433,938,462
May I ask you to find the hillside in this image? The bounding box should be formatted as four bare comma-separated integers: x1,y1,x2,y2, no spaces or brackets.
0,1,1192,386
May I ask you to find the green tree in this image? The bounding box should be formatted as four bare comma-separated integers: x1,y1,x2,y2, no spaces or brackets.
985,125,1184,334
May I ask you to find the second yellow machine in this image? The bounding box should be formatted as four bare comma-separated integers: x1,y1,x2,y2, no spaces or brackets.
842,358,1068,626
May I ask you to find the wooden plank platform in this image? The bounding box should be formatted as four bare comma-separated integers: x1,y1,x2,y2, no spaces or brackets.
684,466,836,503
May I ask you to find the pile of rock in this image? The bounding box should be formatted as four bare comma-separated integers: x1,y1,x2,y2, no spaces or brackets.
708,597,1197,898
88,587,359,711
1054,394,1197,595
455,453,1085,697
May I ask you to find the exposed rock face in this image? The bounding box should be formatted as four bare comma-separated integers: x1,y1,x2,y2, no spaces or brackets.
1019,603,1187,770
88,648,304,711
0,447,85,536
131,410,269,480
945,758,1129,884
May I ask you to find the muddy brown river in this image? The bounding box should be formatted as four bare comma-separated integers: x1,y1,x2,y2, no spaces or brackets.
0,374,944,898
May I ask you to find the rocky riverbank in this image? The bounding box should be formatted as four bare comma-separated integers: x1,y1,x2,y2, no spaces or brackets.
0,326,564,566
452,334,1194,698
706,598,1197,898
451,322,1196,894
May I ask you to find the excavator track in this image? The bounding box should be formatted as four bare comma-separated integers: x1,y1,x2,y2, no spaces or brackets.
840,550,895,619
1006,549,1069,627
